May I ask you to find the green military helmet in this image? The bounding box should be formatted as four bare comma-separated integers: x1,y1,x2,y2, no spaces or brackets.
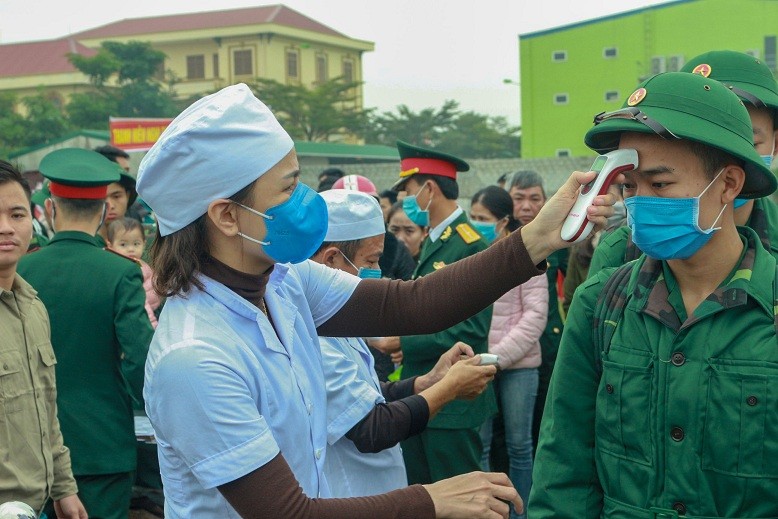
585,71,776,199
392,140,470,191
30,180,51,207
680,50,778,118
40,148,122,199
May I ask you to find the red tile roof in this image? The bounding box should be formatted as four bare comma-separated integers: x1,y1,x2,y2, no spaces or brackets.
0,38,96,78
73,4,346,40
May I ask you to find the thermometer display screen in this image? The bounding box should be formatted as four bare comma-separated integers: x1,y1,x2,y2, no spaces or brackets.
591,155,608,173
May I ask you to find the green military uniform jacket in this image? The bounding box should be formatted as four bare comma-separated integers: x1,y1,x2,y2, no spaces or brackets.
529,227,778,518
588,197,778,277
17,231,153,476
400,211,497,429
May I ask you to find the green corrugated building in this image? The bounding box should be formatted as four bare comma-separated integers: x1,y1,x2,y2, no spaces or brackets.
519,0,778,158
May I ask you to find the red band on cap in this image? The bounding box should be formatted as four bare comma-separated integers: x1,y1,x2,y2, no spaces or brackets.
49,181,108,199
400,158,457,179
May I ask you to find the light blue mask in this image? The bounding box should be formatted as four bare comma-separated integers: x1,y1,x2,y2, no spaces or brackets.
402,183,432,227
236,183,328,264
340,250,382,279
734,154,773,208
470,220,498,243
625,169,726,260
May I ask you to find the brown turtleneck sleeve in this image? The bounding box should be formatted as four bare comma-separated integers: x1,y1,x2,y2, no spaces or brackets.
319,227,545,337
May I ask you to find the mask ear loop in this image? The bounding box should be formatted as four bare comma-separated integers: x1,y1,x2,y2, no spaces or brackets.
235,202,271,246
338,249,361,274
422,182,433,212
696,168,728,233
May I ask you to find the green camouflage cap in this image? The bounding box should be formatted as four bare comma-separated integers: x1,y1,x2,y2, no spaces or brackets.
680,50,778,115
40,148,122,199
585,71,776,198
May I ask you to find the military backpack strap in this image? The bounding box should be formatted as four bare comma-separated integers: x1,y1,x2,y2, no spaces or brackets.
593,261,637,377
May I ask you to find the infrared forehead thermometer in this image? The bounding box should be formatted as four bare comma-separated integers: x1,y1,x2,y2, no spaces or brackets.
560,149,638,244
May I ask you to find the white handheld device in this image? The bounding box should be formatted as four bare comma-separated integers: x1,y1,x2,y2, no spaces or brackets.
478,353,499,366
560,149,638,244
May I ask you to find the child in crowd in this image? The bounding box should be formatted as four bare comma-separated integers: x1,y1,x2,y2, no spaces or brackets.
108,217,160,328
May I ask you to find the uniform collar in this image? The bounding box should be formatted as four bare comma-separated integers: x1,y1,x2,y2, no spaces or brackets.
48,230,100,247
0,273,37,310
631,227,775,331
429,206,463,242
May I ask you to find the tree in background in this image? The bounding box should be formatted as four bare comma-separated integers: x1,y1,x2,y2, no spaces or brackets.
367,101,521,158
0,90,71,159
67,40,180,129
366,100,460,148
251,77,372,142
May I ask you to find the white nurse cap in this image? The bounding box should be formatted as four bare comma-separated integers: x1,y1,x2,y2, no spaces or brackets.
136,83,294,236
321,190,385,242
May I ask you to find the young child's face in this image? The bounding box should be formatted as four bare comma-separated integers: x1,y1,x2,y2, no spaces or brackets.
111,228,145,259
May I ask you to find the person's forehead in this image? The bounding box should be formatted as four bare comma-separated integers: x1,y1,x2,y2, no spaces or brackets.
510,185,544,197
107,182,127,193
356,235,384,253
0,181,29,206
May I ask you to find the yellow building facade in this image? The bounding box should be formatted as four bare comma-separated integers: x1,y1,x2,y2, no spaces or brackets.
0,4,374,112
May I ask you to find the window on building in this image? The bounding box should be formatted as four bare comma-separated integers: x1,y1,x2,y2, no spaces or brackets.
667,55,685,72
605,90,619,102
603,47,617,58
556,149,571,158
213,54,220,78
286,49,300,80
233,49,253,76
186,55,205,80
766,36,777,71
650,56,666,75
554,93,569,105
342,59,354,83
316,54,328,83
552,50,567,62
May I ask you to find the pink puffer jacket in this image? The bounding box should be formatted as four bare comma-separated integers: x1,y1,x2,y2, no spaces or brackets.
488,272,548,371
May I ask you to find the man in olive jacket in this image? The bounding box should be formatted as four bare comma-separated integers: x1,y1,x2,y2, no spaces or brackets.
18,148,153,519
529,72,778,517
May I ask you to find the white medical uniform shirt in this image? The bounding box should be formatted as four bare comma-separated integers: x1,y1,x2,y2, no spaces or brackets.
144,261,360,518
321,336,408,497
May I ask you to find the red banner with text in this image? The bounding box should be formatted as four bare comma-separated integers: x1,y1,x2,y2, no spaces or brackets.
109,117,173,152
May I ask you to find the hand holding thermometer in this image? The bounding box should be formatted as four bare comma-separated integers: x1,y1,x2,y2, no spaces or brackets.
560,149,638,244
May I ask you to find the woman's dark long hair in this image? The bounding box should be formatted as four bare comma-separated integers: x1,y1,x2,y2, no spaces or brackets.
471,185,520,232
151,181,255,297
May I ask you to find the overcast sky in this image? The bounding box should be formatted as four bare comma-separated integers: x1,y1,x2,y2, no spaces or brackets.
0,0,673,125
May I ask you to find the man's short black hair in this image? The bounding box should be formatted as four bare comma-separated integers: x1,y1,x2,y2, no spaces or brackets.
379,190,398,204
94,145,130,163
318,167,345,182
0,160,31,202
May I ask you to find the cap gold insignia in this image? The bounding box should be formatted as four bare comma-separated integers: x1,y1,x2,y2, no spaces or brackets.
627,88,647,107
433,261,446,270
692,63,712,77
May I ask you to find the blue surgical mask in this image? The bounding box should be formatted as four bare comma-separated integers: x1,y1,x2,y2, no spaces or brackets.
625,168,727,260
470,220,498,243
339,250,382,279
762,154,773,168
236,183,328,264
402,183,432,227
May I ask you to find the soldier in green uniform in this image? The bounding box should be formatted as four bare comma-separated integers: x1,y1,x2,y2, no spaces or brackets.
385,140,497,483
17,148,154,519
529,72,778,518
506,171,567,451
588,50,778,277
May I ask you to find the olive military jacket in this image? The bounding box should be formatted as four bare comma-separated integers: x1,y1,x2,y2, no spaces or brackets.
0,274,78,508
17,231,153,475
588,197,778,277
400,211,497,429
529,227,778,518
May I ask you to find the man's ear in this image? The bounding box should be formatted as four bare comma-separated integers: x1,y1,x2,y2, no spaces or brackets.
320,246,341,268
721,164,746,204
207,199,240,237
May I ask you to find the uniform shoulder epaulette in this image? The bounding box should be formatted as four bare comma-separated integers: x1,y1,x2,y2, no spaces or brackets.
455,222,481,244
103,247,141,265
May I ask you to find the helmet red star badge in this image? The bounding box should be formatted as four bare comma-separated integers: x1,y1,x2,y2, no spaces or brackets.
627,87,647,106
692,63,712,77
